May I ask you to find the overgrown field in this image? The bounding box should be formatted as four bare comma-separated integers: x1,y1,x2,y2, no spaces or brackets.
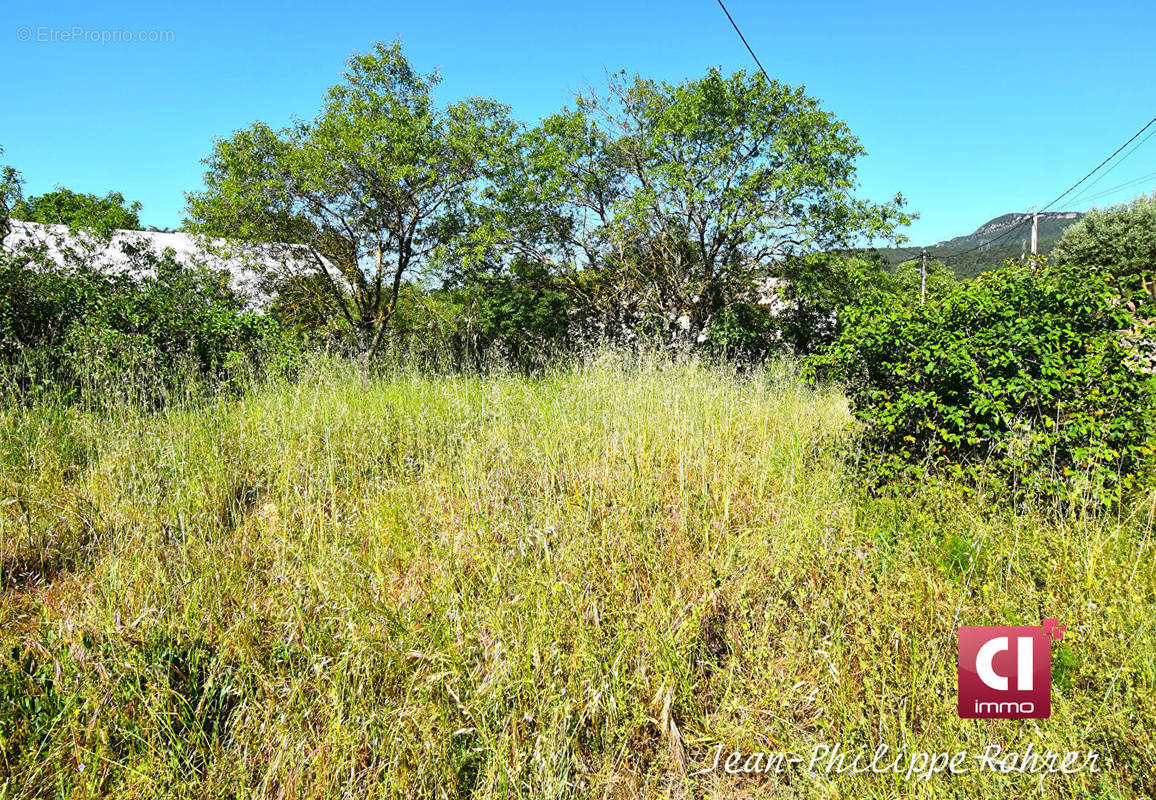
1,355,1153,798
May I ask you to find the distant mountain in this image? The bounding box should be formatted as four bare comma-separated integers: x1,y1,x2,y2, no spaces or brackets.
869,211,1085,279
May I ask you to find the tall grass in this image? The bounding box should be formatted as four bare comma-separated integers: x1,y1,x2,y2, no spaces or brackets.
1,352,1152,798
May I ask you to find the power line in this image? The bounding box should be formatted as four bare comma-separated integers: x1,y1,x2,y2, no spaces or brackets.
715,0,772,82
937,215,1033,265
1039,115,1156,213
1066,128,1156,206
711,1,1155,268
937,115,1156,265
882,217,1031,267
1072,169,1156,206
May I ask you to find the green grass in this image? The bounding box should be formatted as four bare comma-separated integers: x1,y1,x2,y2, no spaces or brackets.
1,353,1153,798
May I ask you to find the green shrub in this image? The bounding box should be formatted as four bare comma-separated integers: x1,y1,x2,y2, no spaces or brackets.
774,254,899,356
0,241,292,407
810,258,1156,506
699,301,777,361
453,263,574,368
12,186,143,236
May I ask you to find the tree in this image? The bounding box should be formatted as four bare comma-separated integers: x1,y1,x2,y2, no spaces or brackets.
1052,194,1156,281
774,254,896,354
0,147,23,244
185,41,515,358
467,68,910,343
891,256,956,301
12,187,142,235
439,108,636,344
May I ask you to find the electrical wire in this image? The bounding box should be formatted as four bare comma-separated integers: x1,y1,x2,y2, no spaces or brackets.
710,1,1155,269
936,215,1033,265
934,115,1156,264
715,0,772,82
1072,169,1156,206
1039,115,1156,213
1065,127,1156,206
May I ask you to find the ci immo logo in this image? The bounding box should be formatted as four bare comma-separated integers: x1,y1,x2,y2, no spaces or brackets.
957,619,1067,719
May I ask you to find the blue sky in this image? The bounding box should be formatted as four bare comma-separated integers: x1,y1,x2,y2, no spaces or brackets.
2,0,1154,245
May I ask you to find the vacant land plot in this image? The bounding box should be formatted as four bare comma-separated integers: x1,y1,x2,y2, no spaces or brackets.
1,355,1153,798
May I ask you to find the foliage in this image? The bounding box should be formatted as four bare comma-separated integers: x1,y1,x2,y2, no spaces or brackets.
889,256,957,301
185,41,515,358
1053,193,1156,279
698,300,777,361
456,67,910,347
185,56,912,361
0,147,21,242
12,186,143,235
811,258,1156,505
453,262,574,367
771,254,897,355
0,237,287,408
596,68,907,334
265,270,352,349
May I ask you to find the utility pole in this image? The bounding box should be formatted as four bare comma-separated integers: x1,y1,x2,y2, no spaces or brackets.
920,249,928,305
1029,204,1039,255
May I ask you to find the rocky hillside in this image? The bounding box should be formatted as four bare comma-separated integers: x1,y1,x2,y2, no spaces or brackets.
872,211,1084,279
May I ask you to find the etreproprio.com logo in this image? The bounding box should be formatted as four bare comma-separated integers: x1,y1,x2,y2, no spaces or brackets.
16,26,175,44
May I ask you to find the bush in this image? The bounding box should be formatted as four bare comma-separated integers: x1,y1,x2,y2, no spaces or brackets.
774,254,897,356
1052,193,1156,279
12,187,143,236
0,240,292,407
810,258,1156,506
452,263,574,369
699,301,777,362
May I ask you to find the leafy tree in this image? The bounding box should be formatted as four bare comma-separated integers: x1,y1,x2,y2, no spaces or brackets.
461,68,909,348
890,256,956,301
12,187,142,235
1052,194,1156,280
440,107,633,347
0,147,23,244
185,41,515,359
600,68,909,337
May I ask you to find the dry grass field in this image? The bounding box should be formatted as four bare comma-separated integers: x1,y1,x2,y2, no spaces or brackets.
1,353,1153,798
